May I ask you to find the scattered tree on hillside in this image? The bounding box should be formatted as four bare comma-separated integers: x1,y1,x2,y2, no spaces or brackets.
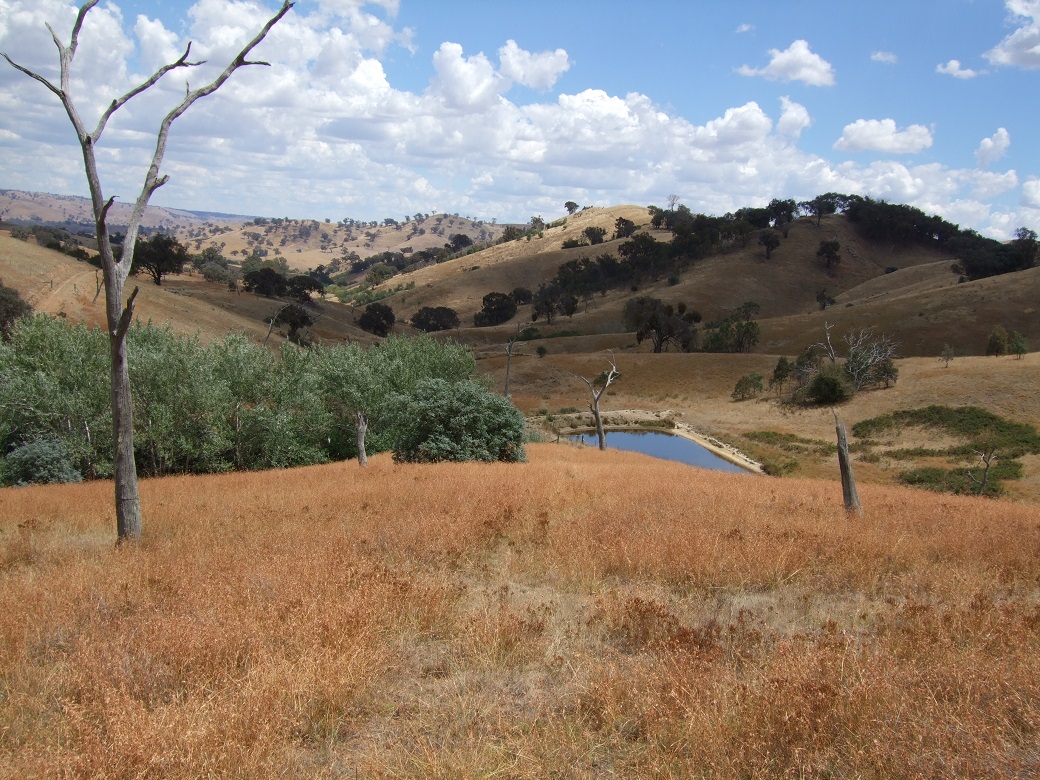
758,229,781,259
702,301,760,354
767,198,797,237
564,201,579,215
474,291,517,327
1010,330,1028,359
800,193,840,227
448,233,473,252
939,344,956,368
986,324,1009,356
132,232,188,285
583,226,607,245
816,288,836,310
358,302,395,336
580,353,620,451
817,239,842,269
732,373,764,401
622,296,698,353
769,356,793,396
0,280,32,340
532,283,577,325
2,0,294,541
614,217,637,240
287,274,323,303
243,267,288,298
271,302,316,344
510,287,533,305
411,306,460,332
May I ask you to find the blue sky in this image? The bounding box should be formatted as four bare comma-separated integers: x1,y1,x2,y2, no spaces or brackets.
1,0,1038,237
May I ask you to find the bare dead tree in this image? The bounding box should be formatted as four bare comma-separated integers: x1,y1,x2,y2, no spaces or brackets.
579,352,620,450
814,322,899,390
967,446,999,496
3,0,294,543
503,323,522,397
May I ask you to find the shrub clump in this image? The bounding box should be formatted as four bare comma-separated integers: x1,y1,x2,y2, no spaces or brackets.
3,438,82,485
390,378,526,464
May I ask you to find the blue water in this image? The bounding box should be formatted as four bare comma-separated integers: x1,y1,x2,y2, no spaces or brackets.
568,430,749,474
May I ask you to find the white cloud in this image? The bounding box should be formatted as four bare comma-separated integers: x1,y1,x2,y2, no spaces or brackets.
1,1,1036,237
834,119,933,154
936,59,983,78
985,0,1040,69
975,127,1011,167
737,39,835,86
871,51,898,64
968,169,1018,199
430,42,505,109
1023,178,1040,209
735,23,753,34
498,39,569,90
776,96,811,140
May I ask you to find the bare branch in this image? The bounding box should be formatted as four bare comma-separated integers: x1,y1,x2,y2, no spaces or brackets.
92,43,203,139
121,0,294,269
115,286,139,342
0,53,64,99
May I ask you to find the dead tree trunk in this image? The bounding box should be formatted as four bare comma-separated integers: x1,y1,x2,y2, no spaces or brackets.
3,0,294,543
834,411,863,517
579,353,620,451
355,411,369,467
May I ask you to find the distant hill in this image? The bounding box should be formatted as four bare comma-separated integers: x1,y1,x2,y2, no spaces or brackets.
3,191,1037,361
0,189,250,233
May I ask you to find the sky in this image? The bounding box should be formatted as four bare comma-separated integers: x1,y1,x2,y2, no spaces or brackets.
1,0,1039,238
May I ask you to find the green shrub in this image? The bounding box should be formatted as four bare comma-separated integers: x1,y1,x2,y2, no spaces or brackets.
731,373,764,401
3,438,82,485
803,364,853,405
389,379,526,463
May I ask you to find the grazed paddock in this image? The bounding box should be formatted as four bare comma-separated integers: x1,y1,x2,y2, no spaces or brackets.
2,444,1039,778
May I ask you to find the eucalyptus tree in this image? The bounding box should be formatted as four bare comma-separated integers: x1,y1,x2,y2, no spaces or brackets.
2,0,294,541
316,334,476,467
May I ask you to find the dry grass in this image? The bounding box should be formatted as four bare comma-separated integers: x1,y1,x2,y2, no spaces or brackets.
2,444,1039,778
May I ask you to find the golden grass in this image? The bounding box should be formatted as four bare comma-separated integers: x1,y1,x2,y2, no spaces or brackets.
2,444,1039,777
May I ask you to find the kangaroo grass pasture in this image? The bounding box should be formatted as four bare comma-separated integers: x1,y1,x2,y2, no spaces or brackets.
2,443,1039,777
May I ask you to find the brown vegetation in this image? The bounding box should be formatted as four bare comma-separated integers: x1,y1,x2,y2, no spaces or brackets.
2,444,1039,777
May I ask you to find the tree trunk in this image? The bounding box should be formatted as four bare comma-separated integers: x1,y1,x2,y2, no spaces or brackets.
356,410,368,467
106,275,143,542
591,401,606,450
834,412,862,517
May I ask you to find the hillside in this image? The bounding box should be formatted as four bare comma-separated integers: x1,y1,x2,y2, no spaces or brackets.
3,445,1040,777
4,197,1040,500
0,188,244,232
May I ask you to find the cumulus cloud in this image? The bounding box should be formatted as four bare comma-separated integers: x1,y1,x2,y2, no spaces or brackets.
735,23,753,33
737,39,835,86
1,1,1035,237
936,59,983,78
1023,178,1040,208
430,42,505,109
776,96,811,140
975,127,1011,167
985,0,1040,68
834,119,933,154
871,51,898,64
498,39,569,89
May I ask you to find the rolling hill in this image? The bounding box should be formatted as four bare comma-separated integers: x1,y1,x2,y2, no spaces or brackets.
3,193,1039,499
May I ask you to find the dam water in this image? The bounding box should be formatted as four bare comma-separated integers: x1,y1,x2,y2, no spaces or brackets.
567,430,750,474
